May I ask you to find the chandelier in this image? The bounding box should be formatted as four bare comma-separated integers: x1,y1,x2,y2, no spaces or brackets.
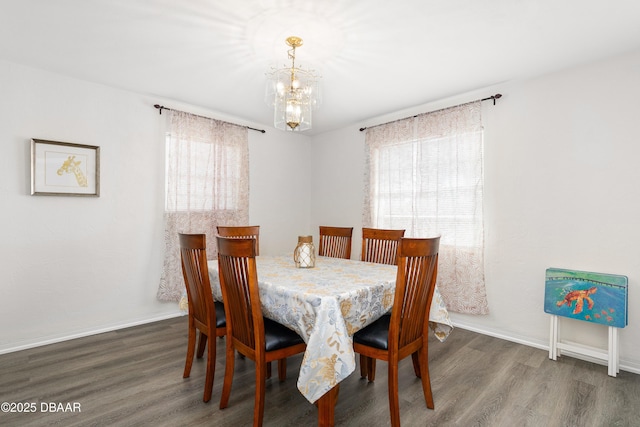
265,36,321,132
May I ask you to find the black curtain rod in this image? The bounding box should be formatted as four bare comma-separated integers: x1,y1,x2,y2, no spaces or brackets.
359,93,502,132
153,104,266,134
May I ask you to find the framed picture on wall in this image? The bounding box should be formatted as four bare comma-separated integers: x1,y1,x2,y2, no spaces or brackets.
31,139,100,196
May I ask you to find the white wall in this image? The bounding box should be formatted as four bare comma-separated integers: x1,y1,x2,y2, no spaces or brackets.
249,127,313,254
310,126,367,249
310,49,640,373
0,60,310,353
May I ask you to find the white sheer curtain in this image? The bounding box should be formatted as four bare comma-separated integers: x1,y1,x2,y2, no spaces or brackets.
364,102,489,314
157,110,249,302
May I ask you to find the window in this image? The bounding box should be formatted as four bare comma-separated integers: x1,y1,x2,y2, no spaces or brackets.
165,135,245,212
158,110,249,302
364,102,489,314
372,131,483,247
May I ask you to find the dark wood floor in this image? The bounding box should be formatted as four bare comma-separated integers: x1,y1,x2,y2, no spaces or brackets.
1,316,639,427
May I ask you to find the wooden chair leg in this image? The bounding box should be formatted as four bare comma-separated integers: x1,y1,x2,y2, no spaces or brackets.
278,358,287,381
196,331,208,358
183,323,196,378
411,351,421,377
359,354,368,378
367,358,377,382
418,345,434,409
254,361,267,427
266,361,272,379
203,334,215,402
219,341,236,409
388,358,401,427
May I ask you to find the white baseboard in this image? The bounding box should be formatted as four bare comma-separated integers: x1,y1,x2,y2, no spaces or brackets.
0,312,185,355
451,320,640,376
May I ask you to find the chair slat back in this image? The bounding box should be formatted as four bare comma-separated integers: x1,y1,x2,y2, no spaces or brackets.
217,225,260,256
216,236,262,352
318,226,353,259
361,228,406,265
179,233,215,327
391,237,440,349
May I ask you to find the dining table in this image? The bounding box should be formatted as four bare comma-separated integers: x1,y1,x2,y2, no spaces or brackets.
207,254,453,426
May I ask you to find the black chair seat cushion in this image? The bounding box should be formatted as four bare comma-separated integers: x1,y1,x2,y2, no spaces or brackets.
353,314,390,350
264,318,305,351
214,301,226,328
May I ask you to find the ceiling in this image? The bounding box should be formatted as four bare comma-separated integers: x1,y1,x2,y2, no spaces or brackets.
2,0,640,135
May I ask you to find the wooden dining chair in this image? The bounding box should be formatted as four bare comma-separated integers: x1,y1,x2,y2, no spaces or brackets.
216,236,306,427
216,225,272,370
361,227,406,265
353,237,440,427
358,227,406,377
216,225,260,255
179,233,227,403
318,226,353,259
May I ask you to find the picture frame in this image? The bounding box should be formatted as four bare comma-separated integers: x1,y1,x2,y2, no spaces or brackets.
31,138,100,197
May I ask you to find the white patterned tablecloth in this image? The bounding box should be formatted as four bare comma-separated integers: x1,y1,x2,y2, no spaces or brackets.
207,254,453,404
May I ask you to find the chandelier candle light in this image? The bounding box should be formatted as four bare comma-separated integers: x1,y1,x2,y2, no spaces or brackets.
293,235,316,268
266,36,321,132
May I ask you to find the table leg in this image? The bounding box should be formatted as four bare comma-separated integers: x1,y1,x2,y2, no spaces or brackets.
316,384,339,427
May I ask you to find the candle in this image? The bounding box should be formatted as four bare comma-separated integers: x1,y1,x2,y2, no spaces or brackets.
294,235,316,268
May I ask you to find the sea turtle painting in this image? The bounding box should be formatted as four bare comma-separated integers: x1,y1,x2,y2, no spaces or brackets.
545,268,628,328
556,286,597,314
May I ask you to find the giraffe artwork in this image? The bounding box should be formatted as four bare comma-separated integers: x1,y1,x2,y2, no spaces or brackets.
57,155,88,187
31,139,99,196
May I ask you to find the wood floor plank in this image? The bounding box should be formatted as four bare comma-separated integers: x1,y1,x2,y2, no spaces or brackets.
1,316,640,426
